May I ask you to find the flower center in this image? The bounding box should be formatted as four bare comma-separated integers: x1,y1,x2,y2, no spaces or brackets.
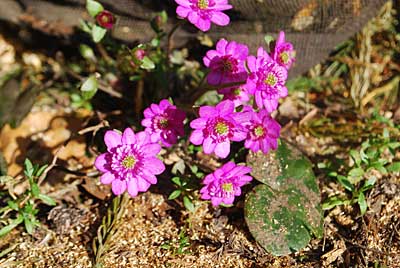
222,58,233,72
280,52,290,64
197,0,209,9
222,182,233,193
254,126,265,137
101,15,110,24
264,73,278,86
233,88,241,96
122,155,136,169
158,118,169,129
215,122,229,135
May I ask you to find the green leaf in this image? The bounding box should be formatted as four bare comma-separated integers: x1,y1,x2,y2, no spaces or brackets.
183,196,195,212
264,35,274,47
91,25,107,43
347,168,364,184
7,200,18,211
171,177,182,186
387,162,400,173
358,192,367,215
38,194,56,206
24,217,35,234
79,19,92,34
0,215,23,237
337,175,355,192
245,140,323,256
79,44,96,61
168,190,181,200
322,196,348,210
349,150,361,166
86,0,104,17
31,183,40,197
24,158,34,177
81,75,98,100
140,56,155,70
36,164,48,177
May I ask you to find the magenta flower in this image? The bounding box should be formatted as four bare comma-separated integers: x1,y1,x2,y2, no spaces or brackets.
175,0,232,32
245,47,288,112
242,107,281,154
190,100,249,158
203,39,249,85
272,31,296,70
141,99,186,148
200,161,252,206
96,10,116,29
95,128,165,197
218,86,249,107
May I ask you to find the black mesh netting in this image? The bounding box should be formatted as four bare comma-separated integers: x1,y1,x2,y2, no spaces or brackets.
0,0,387,77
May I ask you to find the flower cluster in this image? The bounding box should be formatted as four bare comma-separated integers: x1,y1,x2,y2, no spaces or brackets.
94,3,295,208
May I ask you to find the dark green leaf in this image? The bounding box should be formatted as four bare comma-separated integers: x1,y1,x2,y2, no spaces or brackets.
171,177,182,186
337,175,355,192
358,192,367,215
168,190,181,200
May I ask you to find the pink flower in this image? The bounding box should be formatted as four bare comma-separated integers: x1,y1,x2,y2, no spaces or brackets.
96,10,116,29
245,47,288,112
189,100,249,158
203,39,248,85
218,86,249,107
95,128,165,197
141,99,186,148
200,161,252,206
272,31,296,70
175,0,232,32
242,107,281,154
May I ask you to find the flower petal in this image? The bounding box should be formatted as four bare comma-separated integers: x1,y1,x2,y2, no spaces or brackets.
104,130,121,150
144,157,165,175
142,143,161,156
122,127,136,144
190,118,207,129
176,6,190,18
137,177,151,192
216,100,234,116
214,141,230,158
203,137,216,154
111,179,127,195
127,178,138,197
175,0,191,7
190,130,204,145
196,18,211,32
188,11,199,25
211,12,230,26
95,153,109,172
199,105,216,118
216,39,228,53
207,71,222,85
100,172,114,184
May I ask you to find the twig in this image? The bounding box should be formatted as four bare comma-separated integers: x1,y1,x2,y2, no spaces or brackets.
78,120,109,136
37,145,64,186
361,76,400,107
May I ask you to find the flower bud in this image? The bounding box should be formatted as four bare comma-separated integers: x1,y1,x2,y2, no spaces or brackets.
96,10,116,29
